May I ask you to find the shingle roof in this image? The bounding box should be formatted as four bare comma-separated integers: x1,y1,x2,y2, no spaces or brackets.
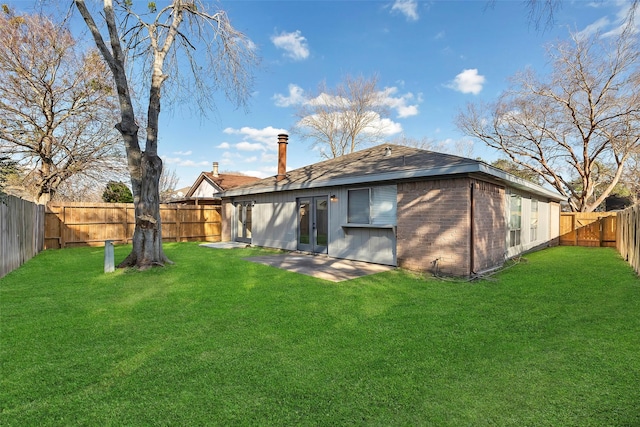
185,172,261,199
226,144,474,190
202,172,261,191
223,143,564,201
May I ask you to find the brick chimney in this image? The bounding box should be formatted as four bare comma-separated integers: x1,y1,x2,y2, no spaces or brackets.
212,161,219,177
277,134,288,182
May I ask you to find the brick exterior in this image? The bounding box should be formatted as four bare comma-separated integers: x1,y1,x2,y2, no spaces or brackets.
397,178,507,276
397,178,472,276
471,180,507,272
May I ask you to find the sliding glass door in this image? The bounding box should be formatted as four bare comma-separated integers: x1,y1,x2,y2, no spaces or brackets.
297,196,328,253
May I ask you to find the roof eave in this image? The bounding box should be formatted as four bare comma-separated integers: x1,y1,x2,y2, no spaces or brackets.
222,163,564,202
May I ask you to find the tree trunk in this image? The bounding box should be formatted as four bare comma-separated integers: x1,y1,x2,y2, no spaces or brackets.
117,151,170,268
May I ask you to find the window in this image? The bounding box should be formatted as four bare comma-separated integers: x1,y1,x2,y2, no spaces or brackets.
530,199,539,242
348,189,370,223
509,194,522,247
347,186,397,225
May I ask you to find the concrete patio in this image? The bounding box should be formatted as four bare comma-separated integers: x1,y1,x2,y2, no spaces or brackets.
200,242,393,282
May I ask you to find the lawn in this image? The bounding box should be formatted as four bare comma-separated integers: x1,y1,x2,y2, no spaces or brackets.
1,244,639,426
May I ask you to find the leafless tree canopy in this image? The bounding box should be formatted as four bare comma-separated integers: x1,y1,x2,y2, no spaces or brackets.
75,0,258,268
293,74,391,159
0,9,124,204
390,135,475,159
159,167,180,203
457,20,640,212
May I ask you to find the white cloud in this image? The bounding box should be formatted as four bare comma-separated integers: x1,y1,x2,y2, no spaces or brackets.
262,165,279,173
239,170,268,178
374,117,403,136
173,150,192,156
216,142,230,149
223,126,288,146
274,83,420,118
162,156,208,167
261,153,278,163
307,92,347,108
236,141,265,151
448,69,485,95
273,84,306,107
576,16,610,39
578,3,640,39
391,0,419,21
602,2,640,38
222,151,242,159
378,87,420,118
244,156,258,163
271,30,309,60
299,111,402,136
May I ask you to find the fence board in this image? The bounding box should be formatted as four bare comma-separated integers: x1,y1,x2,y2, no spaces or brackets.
1,195,45,278
616,204,640,276
45,202,221,249
559,212,617,247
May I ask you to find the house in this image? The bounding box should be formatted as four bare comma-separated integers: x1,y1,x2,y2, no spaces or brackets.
221,134,564,276
171,162,260,205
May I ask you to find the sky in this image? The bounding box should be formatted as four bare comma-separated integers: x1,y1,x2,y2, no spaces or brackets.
8,0,639,189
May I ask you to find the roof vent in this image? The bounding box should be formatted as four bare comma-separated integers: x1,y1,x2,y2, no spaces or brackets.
384,146,392,157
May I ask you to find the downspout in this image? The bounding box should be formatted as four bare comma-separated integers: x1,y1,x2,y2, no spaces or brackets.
470,180,475,275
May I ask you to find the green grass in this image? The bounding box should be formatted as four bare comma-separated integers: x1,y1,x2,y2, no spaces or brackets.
1,244,639,426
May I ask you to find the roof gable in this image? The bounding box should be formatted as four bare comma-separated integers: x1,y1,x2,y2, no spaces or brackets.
186,172,260,198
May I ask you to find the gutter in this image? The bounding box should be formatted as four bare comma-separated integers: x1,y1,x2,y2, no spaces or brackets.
223,162,564,202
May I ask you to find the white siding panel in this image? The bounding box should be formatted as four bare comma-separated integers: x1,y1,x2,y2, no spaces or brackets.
235,184,397,266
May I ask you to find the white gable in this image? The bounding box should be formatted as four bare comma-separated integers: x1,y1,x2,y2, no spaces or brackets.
192,180,221,198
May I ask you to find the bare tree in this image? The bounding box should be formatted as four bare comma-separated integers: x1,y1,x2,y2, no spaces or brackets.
159,167,180,203
293,74,391,159
491,0,639,32
0,9,124,204
75,0,258,268
390,135,475,159
615,148,640,204
457,22,640,212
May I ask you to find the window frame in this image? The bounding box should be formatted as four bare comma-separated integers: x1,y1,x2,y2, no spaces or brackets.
509,193,522,247
347,188,371,224
530,198,539,242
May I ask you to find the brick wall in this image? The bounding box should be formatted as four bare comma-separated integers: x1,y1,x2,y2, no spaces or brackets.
396,178,472,276
397,178,508,276
471,180,506,272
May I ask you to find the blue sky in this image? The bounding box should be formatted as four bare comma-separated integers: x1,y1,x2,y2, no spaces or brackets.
157,0,637,188
9,0,638,188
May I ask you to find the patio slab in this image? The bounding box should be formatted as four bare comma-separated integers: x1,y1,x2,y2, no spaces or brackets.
200,242,250,249
243,253,394,282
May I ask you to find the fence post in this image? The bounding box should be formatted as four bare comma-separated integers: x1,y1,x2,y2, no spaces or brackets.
104,240,115,273
60,206,66,249
175,205,181,242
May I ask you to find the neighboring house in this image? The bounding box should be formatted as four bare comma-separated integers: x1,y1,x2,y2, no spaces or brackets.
221,135,564,276
166,186,192,203
171,162,260,205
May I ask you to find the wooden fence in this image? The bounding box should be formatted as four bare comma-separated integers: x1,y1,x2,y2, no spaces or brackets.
559,212,617,247
617,204,640,276
45,202,221,249
0,195,45,279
